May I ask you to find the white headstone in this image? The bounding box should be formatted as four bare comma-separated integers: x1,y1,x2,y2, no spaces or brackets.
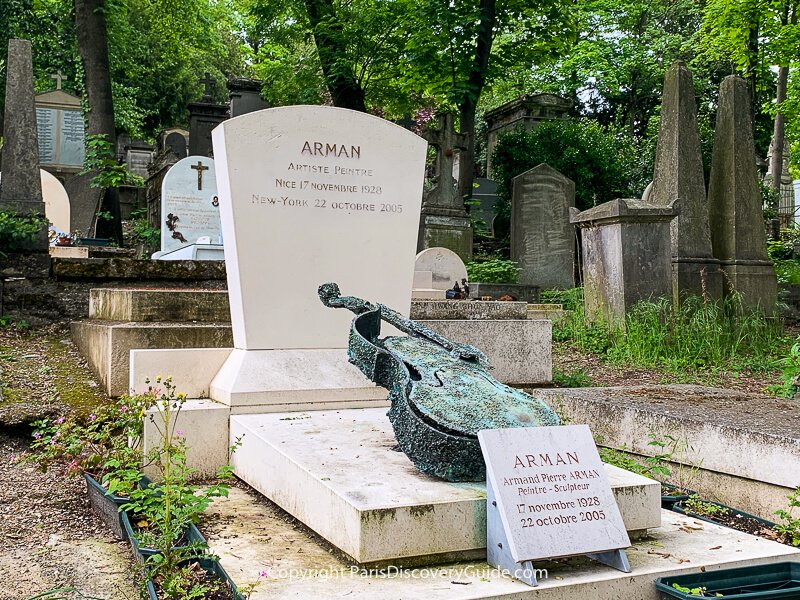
213,106,427,351
415,247,468,291
479,425,630,562
159,155,221,254
0,169,70,238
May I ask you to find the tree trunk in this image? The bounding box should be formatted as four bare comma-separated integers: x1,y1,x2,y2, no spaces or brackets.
304,0,366,112
457,0,496,202
770,65,789,195
75,0,122,243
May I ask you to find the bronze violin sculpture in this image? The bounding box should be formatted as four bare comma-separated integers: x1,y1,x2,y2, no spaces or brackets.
319,283,560,482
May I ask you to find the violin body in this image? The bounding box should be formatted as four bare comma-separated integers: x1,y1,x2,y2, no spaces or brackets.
319,283,560,482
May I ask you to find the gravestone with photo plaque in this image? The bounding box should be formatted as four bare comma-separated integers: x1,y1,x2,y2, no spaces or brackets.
209,105,427,406
152,155,223,260
479,424,631,586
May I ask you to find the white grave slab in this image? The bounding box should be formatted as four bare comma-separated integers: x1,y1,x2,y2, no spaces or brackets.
210,106,427,406
155,155,222,256
479,425,630,563
415,247,468,290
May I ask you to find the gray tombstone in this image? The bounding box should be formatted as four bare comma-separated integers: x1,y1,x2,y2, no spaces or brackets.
472,178,499,236
511,164,575,289
228,77,269,117
0,39,44,219
165,131,188,160
571,199,679,326
651,61,722,302
188,73,228,157
708,76,777,310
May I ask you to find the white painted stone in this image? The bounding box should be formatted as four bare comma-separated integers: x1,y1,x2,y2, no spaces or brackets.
49,246,87,258
479,425,629,563
415,247,468,291
130,348,232,397
158,155,221,254
143,399,230,479
209,348,386,407
205,489,800,599
152,243,224,260
413,270,433,289
230,408,660,565
421,319,551,384
212,106,427,351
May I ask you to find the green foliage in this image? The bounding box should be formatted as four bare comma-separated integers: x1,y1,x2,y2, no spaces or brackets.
81,134,145,189
465,258,520,284
768,338,800,397
125,208,160,252
775,487,800,546
0,212,48,257
671,583,722,597
683,494,730,518
491,120,634,216
551,368,592,388
774,260,800,285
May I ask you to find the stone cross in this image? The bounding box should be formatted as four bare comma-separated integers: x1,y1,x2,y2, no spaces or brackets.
422,113,469,212
0,39,44,216
199,72,214,102
50,71,67,90
191,160,209,190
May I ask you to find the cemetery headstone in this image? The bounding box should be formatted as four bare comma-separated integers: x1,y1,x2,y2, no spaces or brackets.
0,168,69,238
414,247,468,291
34,76,85,175
480,425,630,585
418,113,472,261
472,177,499,236
164,131,188,160
227,77,268,117
210,105,427,404
0,39,45,222
188,72,228,157
571,198,678,325
650,61,721,301
708,75,777,309
153,155,221,258
511,164,575,289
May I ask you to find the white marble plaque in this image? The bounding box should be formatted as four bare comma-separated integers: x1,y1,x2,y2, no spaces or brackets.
36,107,57,164
478,425,630,562
59,110,86,166
160,155,221,253
212,105,427,350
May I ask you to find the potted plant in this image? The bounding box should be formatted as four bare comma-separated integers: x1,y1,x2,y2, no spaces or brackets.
655,562,800,598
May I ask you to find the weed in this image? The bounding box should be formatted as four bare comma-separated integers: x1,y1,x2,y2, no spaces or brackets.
775,487,800,546
465,258,520,284
683,495,729,518
551,368,592,388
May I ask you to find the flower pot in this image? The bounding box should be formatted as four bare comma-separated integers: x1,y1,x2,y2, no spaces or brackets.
121,511,206,565
84,473,129,541
145,557,245,600
661,483,694,510
673,497,777,530
656,562,800,599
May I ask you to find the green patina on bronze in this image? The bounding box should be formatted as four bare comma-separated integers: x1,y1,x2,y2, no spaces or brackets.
318,282,560,482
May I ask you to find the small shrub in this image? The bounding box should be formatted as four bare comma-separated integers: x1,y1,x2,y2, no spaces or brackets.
551,368,592,388
465,258,520,283
683,494,729,518
768,338,800,398
0,211,48,257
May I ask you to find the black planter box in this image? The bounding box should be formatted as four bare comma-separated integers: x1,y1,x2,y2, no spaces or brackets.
656,562,800,599
661,483,694,510
145,557,244,600
121,510,206,564
84,473,129,541
672,496,777,529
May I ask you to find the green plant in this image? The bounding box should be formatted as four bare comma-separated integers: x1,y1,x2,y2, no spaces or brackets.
81,134,145,189
671,583,722,597
123,377,233,598
126,207,160,250
0,211,48,257
465,258,520,283
551,368,592,388
683,494,730,518
775,487,800,546
598,443,671,480
768,338,800,398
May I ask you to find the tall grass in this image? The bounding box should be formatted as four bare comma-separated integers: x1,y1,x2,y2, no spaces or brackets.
548,289,788,373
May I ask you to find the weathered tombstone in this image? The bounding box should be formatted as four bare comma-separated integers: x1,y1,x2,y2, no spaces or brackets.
0,168,69,236
571,199,679,325
0,39,45,224
417,113,472,261
227,77,268,117
164,131,188,160
152,155,222,260
650,61,722,302
188,73,228,157
210,105,427,405
708,75,777,309
484,94,573,178
472,177,499,236
511,164,575,289
34,72,85,176
414,247,468,291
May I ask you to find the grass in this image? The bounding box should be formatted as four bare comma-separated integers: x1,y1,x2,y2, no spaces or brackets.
548,289,789,375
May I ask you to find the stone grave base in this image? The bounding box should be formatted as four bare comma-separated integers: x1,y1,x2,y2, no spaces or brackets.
671,257,724,302
719,259,778,309
206,485,800,599
229,408,660,566
418,213,472,261
152,243,225,261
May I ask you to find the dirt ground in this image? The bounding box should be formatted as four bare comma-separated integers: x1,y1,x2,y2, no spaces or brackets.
0,322,789,599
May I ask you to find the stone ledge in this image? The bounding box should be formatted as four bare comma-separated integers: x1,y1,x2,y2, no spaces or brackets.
410,300,527,320
89,288,231,322
52,257,227,281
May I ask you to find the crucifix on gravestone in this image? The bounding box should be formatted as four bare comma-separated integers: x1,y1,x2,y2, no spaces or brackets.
199,72,214,103
50,71,66,90
191,160,208,190
422,113,469,213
